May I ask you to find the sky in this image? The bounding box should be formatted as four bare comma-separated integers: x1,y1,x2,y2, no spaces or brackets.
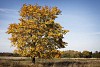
0,0,100,52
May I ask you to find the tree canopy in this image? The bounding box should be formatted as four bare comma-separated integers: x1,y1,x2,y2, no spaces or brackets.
7,4,69,59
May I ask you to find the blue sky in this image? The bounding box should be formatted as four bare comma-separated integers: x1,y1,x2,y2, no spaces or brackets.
0,0,100,52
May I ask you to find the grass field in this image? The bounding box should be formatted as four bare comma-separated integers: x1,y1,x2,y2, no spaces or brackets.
0,57,100,67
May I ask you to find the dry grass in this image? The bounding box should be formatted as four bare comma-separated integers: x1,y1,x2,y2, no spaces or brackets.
0,57,100,67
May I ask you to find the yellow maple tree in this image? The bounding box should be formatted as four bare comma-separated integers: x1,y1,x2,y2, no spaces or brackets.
7,4,69,63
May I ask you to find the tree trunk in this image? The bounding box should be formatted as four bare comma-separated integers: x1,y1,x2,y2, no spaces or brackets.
32,57,35,64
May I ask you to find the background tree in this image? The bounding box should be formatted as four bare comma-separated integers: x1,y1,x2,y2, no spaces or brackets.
7,4,69,63
61,50,100,58
82,50,92,58
61,50,81,58
92,51,100,58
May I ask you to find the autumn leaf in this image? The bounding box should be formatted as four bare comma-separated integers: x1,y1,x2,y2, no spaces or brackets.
7,4,69,59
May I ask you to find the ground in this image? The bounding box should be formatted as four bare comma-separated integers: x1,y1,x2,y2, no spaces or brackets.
0,57,100,67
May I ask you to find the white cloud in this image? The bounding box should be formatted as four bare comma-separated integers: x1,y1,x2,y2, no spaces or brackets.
92,32,100,35
0,29,6,33
0,8,18,14
82,32,100,35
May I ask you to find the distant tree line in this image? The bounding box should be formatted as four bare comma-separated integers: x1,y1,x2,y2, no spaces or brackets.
0,53,21,57
61,50,100,58
0,50,100,58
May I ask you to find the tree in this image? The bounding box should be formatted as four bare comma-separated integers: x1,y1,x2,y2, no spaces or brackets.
61,50,82,58
92,51,100,58
7,4,69,63
82,50,92,58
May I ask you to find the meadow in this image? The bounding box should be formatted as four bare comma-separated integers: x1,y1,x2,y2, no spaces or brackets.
0,57,100,67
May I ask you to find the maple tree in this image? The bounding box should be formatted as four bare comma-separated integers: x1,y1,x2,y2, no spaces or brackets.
7,4,69,63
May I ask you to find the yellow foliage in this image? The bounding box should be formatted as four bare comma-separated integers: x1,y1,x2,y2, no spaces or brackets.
55,54,60,58
7,4,69,59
